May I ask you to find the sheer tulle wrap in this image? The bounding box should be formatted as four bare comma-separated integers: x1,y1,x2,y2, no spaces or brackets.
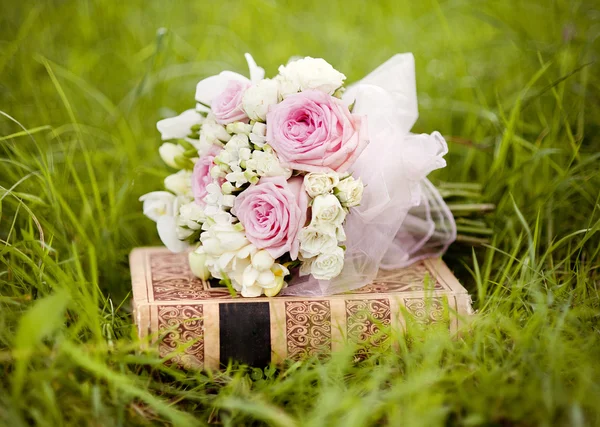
281,53,456,296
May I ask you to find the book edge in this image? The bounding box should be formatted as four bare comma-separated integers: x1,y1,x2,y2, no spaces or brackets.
424,258,469,295
130,248,152,340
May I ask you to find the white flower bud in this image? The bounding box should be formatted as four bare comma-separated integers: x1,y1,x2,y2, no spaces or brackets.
226,169,248,187
211,165,225,179
311,194,346,227
226,122,252,135
164,170,192,196
178,202,205,228
250,122,267,147
221,181,235,194
252,250,275,271
222,195,236,208
159,143,185,169
335,176,364,207
298,225,338,259
310,246,345,280
225,134,250,153
304,172,340,197
246,150,292,178
189,251,211,280
239,147,252,161
201,123,231,143
257,270,275,286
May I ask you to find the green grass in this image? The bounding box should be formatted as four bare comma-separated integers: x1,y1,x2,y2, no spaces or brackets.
1,0,599,425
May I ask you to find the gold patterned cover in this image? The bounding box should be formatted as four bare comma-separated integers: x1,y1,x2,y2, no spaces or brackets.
130,247,472,369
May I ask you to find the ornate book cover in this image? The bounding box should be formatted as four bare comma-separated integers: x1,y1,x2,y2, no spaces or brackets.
130,247,472,370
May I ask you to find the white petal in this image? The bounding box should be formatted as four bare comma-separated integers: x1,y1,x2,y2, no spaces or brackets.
196,103,211,113
158,143,185,169
242,265,259,288
201,237,221,255
241,284,263,298
236,244,257,259
139,191,176,221
139,191,175,203
252,250,275,271
244,53,265,83
156,109,203,141
195,71,250,106
157,216,188,253
218,252,236,270
188,252,210,280
257,270,275,287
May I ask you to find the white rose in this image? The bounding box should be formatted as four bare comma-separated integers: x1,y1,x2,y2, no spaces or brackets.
158,143,185,169
310,246,345,280
164,170,192,196
335,176,364,207
139,191,176,222
246,150,292,179
298,225,338,258
249,122,267,147
242,78,280,121
304,172,340,197
188,251,211,280
277,57,346,97
157,109,203,141
311,194,346,227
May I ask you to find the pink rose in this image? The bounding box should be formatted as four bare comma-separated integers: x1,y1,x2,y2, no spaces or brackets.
191,145,222,206
266,90,368,173
232,176,308,260
212,80,251,125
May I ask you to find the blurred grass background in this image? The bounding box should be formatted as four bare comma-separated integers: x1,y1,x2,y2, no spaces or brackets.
1,0,599,425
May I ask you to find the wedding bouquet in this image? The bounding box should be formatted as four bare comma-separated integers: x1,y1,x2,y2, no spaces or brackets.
141,53,456,297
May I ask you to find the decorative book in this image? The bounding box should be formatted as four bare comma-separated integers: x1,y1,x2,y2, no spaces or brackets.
130,247,472,370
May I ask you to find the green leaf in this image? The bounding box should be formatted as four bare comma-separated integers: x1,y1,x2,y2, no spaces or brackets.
12,291,70,397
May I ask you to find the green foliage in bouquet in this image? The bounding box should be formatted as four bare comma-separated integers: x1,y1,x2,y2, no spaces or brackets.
1,0,599,425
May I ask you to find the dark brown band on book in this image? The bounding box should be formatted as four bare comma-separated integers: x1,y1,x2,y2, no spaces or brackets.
219,302,271,367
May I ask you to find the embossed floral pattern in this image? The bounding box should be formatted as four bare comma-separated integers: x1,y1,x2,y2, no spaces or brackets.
151,253,230,301
346,299,391,345
404,298,446,325
158,304,204,369
285,300,331,359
